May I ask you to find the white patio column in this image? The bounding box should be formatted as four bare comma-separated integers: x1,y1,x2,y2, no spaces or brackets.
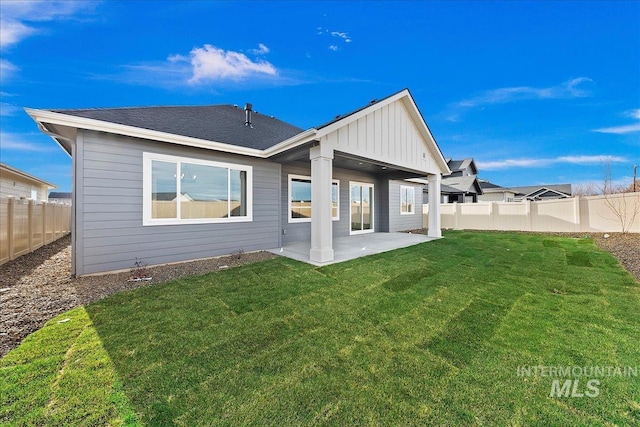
427,173,442,238
309,144,334,263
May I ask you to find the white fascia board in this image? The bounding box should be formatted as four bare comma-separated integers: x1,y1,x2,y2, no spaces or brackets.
406,178,428,185
263,129,318,156
399,94,451,175
25,108,267,158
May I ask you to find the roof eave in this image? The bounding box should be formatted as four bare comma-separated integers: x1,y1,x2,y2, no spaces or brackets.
264,129,318,157
0,162,57,188
25,108,268,158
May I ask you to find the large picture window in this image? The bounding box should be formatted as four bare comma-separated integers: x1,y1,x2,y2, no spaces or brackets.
400,185,415,214
143,153,252,225
288,174,339,223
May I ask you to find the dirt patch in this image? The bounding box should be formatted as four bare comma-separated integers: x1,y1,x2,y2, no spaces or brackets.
593,233,640,282
0,235,276,357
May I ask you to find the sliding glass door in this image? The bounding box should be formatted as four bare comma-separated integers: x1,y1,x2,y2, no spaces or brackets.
350,182,374,234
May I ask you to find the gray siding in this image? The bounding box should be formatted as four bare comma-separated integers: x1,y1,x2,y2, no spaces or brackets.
76,130,281,275
375,179,390,232
388,180,423,232
280,162,381,245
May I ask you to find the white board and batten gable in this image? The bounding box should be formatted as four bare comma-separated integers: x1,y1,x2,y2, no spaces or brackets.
315,90,450,176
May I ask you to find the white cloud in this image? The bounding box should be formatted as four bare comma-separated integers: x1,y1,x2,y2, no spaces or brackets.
592,108,640,134
626,109,640,120
0,19,36,47
172,44,277,83
107,43,301,89
158,44,278,84
0,132,55,153
331,31,351,43
317,27,352,48
0,0,96,48
558,155,626,164
592,123,640,135
458,77,593,108
0,59,18,81
248,43,270,55
478,155,627,170
1,102,21,116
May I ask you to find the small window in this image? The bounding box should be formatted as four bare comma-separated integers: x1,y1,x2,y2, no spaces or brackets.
143,153,252,225
400,185,415,214
30,189,38,200
288,174,339,223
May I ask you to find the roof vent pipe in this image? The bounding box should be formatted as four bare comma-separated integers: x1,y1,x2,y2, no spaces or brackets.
244,103,253,128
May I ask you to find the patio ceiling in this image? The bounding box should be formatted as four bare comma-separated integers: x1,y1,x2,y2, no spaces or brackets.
271,144,427,180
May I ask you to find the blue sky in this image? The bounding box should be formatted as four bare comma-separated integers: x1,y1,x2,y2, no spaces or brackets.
1,0,638,193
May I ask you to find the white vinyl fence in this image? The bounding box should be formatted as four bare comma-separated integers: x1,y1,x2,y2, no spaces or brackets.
0,197,72,265
423,193,640,234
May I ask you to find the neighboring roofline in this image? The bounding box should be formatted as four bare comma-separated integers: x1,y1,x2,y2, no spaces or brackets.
521,187,571,198
0,162,56,188
482,187,515,193
26,89,451,175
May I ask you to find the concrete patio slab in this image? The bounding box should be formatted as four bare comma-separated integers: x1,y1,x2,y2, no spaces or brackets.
268,232,438,266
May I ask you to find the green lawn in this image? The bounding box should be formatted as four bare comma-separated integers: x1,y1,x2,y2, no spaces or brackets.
2,231,639,426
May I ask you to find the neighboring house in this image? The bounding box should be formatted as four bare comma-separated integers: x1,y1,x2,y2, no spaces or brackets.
438,175,484,203
0,163,55,202
446,158,477,177
48,191,72,204
477,180,516,202
511,184,572,201
27,89,450,276
423,158,483,203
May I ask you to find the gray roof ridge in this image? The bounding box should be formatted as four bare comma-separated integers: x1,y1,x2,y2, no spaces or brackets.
52,104,237,112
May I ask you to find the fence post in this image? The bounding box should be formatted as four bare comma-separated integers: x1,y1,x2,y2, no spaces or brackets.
7,197,15,261
525,200,532,231
51,202,59,242
42,202,47,245
28,199,34,252
489,202,496,230
574,196,581,232
453,202,459,229
51,202,57,242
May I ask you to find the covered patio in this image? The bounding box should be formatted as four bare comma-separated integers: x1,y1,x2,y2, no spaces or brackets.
270,90,450,264
268,232,437,266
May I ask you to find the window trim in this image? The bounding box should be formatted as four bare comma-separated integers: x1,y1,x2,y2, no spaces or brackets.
400,185,416,215
287,174,339,223
143,152,253,226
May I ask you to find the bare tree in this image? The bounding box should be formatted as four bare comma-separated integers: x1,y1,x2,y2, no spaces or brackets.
572,182,599,197
599,163,640,233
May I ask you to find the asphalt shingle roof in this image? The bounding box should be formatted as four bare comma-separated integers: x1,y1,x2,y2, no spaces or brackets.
52,105,304,150
479,181,505,190
441,175,481,194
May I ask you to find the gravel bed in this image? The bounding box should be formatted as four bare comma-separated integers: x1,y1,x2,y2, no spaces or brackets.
0,235,276,357
2,231,638,357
